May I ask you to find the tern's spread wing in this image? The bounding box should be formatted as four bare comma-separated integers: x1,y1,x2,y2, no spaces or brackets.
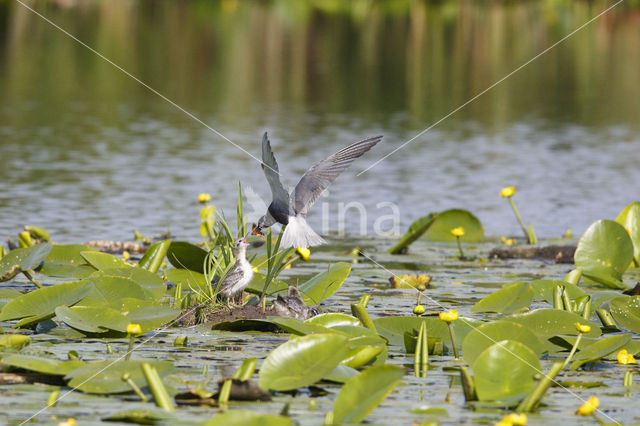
261,132,290,206
292,135,383,215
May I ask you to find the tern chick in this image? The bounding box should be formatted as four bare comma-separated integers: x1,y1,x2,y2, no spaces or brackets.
217,237,253,307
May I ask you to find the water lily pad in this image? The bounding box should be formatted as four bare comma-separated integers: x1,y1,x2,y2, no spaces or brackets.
0,281,94,325
570,333,632,370
616,201,640,265
55,305,130,333
103,408,176,424
115,298,181,333
138,239,171,273
332,365,405,424
164,268,209,295
507,309,601,341
472,282,534,314
268,317,336,336
473,340,541,401
92,268,166,301
81,251,129,271
258,333,350,391
2,354,84,376
462,320,544,366
167,242,208,273
0,334,31,351
245,272,288,295
590,291,623,309
203,410,294,426
0,288,22,310
388,213,437,254
65,360,173,394
306,313,361,328
423,209,484,242
78,276,150,307
574,220,633,286
609,296,640,334
298,262,351,304
39,244,96,278
0,243,52,282
530,279,586,305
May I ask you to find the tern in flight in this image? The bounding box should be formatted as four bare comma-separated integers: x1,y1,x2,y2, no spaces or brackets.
252,132,383,248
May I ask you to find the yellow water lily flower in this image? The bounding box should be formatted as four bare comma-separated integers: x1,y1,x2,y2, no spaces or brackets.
450,227,465,237
413,305,426,315
617,349,636,365
439,310,458,322
500,186,516,197
495,413,527,426
198,192,211,203
58,419,77,426
390,274,432,289
501,236,516,246
297,247,311,261
575,322,591,333
576,396,599,416
122,250,130,261
126,323,142,335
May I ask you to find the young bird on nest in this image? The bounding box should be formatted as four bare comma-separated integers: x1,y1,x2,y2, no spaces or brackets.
217,237,253,307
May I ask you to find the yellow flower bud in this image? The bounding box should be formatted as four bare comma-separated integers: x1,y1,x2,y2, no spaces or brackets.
413,305,425,315
122,251,130,261
198,193,211,203
296,247,311,261
439,310,458,322
503,413,527,425
576,396,599,416
575,322,591,333
126,323,142,335
58,419,76,426
450,227,465,237
617,349,636,365
500,186,516,197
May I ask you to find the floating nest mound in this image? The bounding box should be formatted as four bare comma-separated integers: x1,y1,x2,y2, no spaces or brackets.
489,245,576,263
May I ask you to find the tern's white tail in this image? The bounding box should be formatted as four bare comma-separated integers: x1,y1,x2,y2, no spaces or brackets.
281,216,326,248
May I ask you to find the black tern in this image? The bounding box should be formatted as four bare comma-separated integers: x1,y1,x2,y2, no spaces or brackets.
217,237,253,306
253,132,383,248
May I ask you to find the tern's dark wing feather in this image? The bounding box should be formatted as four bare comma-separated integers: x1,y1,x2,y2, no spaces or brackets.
261,132,290,207
293,135,382,215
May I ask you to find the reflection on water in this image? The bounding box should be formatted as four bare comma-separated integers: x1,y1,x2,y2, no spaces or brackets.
0,1,639,242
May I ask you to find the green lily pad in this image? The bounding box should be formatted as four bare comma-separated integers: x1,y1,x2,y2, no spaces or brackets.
574,219,633,286
268,317,337,336
81,251,129,271
298,262,351,304
423,209,484,242
245,272,288,295
472,282,534,314
609,296,640,334
590,291,624,309
167,242,208,273
55,305,130,333
473,340,541,401
530,279,586,305
164,268,209,295
388,213,437,254
0,334,31,351
462,320,544,366
2,354,84,376
0,281,94,325
114,298,181,333
616,201,640,265
570,333,632,370
78,276,150,308
0,243,52,282
258,333,350,391
0,288,22,310
138,239,171,273
39,244,97,278
324,365,360,383
103,408,176,424
203,410,294,426
92,268,166,301
306,313,361,328
65,360,173,394
507,309,601,341
332,365,405,424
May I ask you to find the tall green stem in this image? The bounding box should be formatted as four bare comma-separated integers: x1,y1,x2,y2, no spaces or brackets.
561,333,583,369
447,322,459,359
508,197,529,241
456,236,465,259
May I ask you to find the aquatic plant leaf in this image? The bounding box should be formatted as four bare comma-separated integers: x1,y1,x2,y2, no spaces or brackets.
78,276,150,307
103,408,176,424
258,333,350,391
472,282,534,314
92,267,166,301
245,272,288,295
574,219,633,286
0,334,31,351
167,242,208,273
203,410,294,426
138,239,171,273
507,309,601,341
616,201,640,265
324,365,360,383
387,213,437,254
530,279,586,305
39,244,97,278
423,209,484,242
341,345,384,369
590,291,624,309
373,316,481,351
0,288,22,310
211,319,281,332
115,298,181,333
305,313,361,328
268,317,337,336
570,333,631,370
332,365,405,424
298,262,351,304
0,243,52,282
164,268,209,295
2,354,84,376
610,296,640,334
0,281,93,323
81,251,129,271
66,360,173,394
462,320,544,366
473,340,541,401
55,305,130,333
